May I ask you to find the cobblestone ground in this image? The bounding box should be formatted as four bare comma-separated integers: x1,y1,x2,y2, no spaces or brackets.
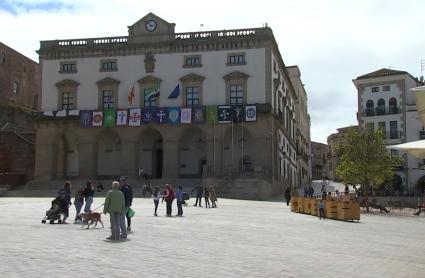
0,197,424,278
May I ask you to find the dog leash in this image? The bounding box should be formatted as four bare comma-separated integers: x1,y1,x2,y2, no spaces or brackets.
92,203,105,212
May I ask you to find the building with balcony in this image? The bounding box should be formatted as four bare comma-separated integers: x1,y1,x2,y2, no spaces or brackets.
33,13,311,199
353,68,425,194
311,142,328,180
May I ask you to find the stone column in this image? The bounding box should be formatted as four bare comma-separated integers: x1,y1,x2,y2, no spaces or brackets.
162,137,179,179
78,133,96,180
119,132,137,178
33,125,55,180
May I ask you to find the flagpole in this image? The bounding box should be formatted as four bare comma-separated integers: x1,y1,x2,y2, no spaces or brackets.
241,115,244,174
231,118,234,172
213,119,216,175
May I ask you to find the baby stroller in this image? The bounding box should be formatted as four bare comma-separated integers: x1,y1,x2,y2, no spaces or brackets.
182,192,190,206
41,197,63,224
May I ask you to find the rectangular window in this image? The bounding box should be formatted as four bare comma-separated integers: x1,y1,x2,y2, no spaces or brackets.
230,84,243,105
60,62,77,73
383,85,390,91
185,86,200,106
378,122,386,138
372,87,379,92
227,52,246,65
390,121,398,139
419,130,425,140
102,90,114,109
61,92,74,110
184,55,202,67
144,88,157,108
100,60,117,71
13,81,19,94
391,149,398,158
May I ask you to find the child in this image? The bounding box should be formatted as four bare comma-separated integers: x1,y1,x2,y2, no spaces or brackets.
152,186,162,216
318,199,325,220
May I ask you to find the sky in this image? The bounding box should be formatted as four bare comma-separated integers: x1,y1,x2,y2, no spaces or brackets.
1,0,424,143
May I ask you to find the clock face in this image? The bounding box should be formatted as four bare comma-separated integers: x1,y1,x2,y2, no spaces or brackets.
145,19,157,32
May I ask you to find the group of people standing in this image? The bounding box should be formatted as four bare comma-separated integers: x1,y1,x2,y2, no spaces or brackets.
190,185,218,208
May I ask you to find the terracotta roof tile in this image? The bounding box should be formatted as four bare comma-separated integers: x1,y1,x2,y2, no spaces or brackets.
356,68,408,80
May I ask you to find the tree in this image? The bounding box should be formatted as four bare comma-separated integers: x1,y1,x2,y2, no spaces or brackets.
336,127,399,200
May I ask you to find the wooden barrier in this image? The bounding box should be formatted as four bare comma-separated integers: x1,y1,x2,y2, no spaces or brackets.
326,200,338,219
291,197,298,212
291,196,360,222
310,199,318,216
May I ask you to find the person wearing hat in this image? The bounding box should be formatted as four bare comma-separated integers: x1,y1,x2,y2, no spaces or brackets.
119,176,133,235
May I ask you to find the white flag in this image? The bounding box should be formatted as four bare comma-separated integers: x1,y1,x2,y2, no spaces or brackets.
116,110,128,126
128,108,141,126
245,105,257,122
180,108,192,124
55,110,67,117
92,111,103,127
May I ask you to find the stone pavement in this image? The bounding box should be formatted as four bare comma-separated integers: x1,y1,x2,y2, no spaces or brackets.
0,197,424,278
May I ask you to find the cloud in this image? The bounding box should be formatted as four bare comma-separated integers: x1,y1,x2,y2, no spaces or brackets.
1,0,424,144
0,0,76,15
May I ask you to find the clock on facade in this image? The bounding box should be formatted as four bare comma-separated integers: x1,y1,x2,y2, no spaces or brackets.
145,19,157,32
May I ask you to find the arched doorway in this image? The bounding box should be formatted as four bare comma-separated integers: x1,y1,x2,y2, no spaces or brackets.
223,126,253,173
139,129,163,179
391,174,403,193
97,130,121,178
54,133,79,179
179,127,207,177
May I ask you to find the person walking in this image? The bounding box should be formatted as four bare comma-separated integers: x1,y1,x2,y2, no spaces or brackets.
209,186,218,208
318,199,325,220
285,187,291,206
152,186,162,216
103,181,126,241
191,185,203,207
57,181,72,224
162,184,175,217
119,176,133,233
73,186,84,223
83,181,94,213
175,186,184,216
204,186,210,208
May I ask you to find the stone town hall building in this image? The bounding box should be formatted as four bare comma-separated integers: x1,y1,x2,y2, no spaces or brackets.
34,13,311,199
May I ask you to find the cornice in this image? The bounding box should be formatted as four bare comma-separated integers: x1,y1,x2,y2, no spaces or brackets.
55,79,80,88
96,77,120,86
180,73,205,82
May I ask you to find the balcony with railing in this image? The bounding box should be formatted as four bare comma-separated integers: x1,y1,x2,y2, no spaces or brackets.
361,106,400,117
383,131,403,140
39,27,270,49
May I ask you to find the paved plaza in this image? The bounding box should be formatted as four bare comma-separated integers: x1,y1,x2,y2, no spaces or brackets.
0,197,424,278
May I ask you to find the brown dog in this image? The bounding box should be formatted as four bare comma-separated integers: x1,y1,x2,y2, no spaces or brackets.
79,212,104,229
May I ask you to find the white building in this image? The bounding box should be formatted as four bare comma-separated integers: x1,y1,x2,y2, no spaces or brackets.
33,13,311,199
354,68,425,194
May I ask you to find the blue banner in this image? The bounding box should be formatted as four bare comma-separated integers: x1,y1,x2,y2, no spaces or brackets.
154,107,168,124
142,108,154,124
168,107,180,125
79,110,92,128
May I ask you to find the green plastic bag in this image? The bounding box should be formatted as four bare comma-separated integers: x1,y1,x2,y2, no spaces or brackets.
127,208,135,218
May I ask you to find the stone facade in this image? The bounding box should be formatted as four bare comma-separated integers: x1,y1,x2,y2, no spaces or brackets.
311,141,329,180
0,42,39,185
33,13,311,199
326,126,358,181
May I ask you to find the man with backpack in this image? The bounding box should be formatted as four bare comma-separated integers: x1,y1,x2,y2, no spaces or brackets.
119,176,133,236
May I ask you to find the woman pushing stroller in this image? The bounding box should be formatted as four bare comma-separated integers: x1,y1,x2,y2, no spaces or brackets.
57,181,72,224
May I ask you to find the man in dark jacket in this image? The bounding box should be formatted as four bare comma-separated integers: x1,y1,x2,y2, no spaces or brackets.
191,185,203,207
119,176,133,235
285,187,291,206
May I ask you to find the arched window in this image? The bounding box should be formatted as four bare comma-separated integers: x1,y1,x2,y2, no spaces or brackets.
377,99,385,115
389,98,397,114
366,100,374,116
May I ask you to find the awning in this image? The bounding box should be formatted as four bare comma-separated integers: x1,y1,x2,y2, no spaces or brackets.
387,139,425,158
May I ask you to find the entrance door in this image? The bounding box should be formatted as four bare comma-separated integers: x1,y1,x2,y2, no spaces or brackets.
155,148,163,178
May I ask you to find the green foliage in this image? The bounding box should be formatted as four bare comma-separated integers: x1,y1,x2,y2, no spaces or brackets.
336,128,399,192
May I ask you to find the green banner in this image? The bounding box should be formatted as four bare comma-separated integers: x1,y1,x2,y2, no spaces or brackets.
103,108,116,127
206,105,218,124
